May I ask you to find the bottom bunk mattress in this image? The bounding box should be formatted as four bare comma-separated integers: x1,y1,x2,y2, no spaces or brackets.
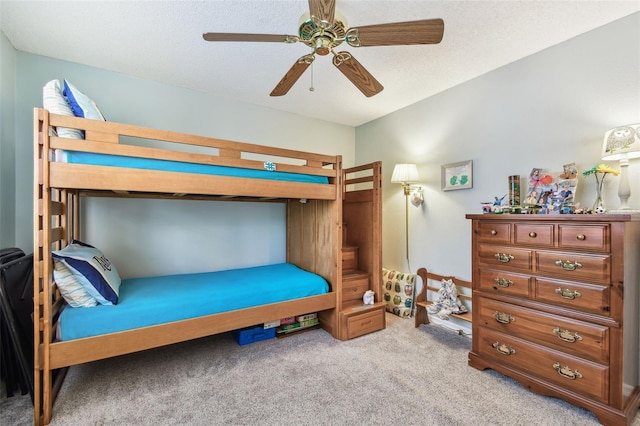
57,263,329,341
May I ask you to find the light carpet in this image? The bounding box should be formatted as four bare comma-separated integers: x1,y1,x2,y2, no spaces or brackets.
2,313,639,425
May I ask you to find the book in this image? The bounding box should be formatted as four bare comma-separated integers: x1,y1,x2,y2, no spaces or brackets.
296,313,317,323
276,317,319,334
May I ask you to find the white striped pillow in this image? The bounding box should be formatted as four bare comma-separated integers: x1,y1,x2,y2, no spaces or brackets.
42,79,84,139
53,259,98,308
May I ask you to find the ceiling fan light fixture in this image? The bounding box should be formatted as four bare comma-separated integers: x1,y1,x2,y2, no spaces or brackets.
315,37,332,56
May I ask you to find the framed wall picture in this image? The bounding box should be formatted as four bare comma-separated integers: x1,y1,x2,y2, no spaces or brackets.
441,160,473,191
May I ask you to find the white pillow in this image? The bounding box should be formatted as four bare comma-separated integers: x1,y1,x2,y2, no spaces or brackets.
42,79,84,139
52,240,121,305
53,260,98,308
63,79,106,121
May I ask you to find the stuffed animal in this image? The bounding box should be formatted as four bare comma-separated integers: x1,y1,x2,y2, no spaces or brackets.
362,290,375,305
427,279,468,320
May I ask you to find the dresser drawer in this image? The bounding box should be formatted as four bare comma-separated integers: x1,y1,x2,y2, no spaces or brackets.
477,222,511,244
534,277,610,316
476,297,609,364
476,327,609,404
536,251,610,285
558,224,609,252
478,269,530,297
346,309,384,339
478,245,532,271
514,223,554,247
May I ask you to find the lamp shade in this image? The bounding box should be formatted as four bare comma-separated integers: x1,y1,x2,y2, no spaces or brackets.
601,124,640,161
391,163,420,183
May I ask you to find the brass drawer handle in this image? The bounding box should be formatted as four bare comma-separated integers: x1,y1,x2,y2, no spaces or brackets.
555,260,582,271
494,311,515,324
492,341,516,356
490,230,498,236
494,253,514,263
552,362,583,380
576,234,586,241
493,278,513,288
553,327,583,343
555,288,582,300
528,231,537,238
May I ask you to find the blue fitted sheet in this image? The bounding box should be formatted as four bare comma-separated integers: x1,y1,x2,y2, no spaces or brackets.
58,263,329,341
60,151,329,184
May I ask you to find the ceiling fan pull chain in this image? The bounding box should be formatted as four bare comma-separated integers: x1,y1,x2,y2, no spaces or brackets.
309,62,315,92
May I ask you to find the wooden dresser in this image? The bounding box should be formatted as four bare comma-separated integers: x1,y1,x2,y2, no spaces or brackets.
466,214,640,425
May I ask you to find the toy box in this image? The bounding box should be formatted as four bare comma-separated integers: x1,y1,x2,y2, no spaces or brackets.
232,325,276,346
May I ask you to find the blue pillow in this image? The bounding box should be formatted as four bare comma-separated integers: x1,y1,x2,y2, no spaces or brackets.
52,240,121,305
63,80,106,121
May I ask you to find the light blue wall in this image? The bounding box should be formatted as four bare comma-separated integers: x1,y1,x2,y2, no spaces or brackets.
0,30,16,248
11,54,354,277
359,13,640,278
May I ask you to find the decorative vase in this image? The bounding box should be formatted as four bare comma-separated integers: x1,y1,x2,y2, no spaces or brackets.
592,173,607,214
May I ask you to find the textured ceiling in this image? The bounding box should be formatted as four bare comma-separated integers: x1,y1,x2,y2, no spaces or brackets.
1,1,639,127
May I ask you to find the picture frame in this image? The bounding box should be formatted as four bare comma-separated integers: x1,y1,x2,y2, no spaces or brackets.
441,160,473,191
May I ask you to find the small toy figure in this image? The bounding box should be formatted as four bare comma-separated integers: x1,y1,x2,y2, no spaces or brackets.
362,290,375,305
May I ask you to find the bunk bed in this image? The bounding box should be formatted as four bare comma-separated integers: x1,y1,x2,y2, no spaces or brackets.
33,108,377,425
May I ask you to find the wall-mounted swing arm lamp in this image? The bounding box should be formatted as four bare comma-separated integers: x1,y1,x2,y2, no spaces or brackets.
391,163,423,267
601,124,640,211
391,163,424,204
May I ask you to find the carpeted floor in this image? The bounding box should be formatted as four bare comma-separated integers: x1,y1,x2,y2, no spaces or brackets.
2,313,639,425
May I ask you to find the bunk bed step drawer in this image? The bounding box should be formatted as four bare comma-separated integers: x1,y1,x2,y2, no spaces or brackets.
233,325,276,346
342,246,359,271
346,308,385,339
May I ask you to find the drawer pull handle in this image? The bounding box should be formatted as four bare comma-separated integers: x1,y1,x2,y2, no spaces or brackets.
553,327,583,343
528,231,537,238
576,234,586,241
494,253,514,263
490,230,498,236
494,311,515,324
555,288,582,300
552,362,583,380
493,278,513,288
492,341,516,356
555,260,582,271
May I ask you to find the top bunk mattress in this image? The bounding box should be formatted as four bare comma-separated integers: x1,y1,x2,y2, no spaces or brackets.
56,150,330,184
58,262,330,341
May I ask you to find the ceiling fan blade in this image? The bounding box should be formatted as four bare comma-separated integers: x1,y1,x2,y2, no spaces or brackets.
348,19,444,47
332,52,383,97
203,33,294,43
308,0,335,24
270,55,315,96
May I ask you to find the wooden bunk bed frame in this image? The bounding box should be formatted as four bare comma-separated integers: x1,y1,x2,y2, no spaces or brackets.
33,108,382,425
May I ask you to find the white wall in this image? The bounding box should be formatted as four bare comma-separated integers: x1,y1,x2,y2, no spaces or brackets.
357,13,640,281
0,30,16,248
13,54,355,277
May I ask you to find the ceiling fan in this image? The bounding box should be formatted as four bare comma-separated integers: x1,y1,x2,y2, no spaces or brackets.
202,0,444,97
